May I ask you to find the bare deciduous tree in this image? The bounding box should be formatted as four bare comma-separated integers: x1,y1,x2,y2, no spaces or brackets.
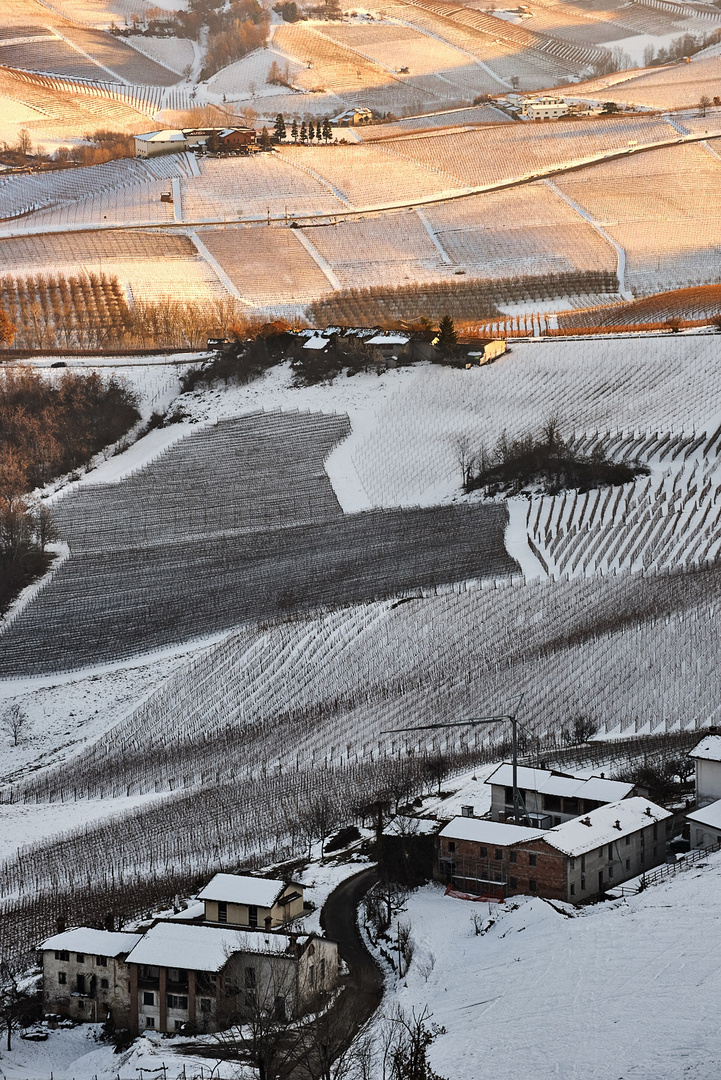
3,703,28,747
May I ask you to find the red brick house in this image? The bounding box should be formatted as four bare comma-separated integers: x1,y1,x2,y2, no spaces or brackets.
438,797,672,904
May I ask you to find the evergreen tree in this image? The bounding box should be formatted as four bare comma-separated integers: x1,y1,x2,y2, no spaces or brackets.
259,126,272,149
437,314,458,354
291,117,299,142
308,121,315,141
322,117,332,142
273,113,286,141
300,120,308,143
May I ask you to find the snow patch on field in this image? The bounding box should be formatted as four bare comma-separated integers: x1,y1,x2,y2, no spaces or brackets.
382,852,721,1080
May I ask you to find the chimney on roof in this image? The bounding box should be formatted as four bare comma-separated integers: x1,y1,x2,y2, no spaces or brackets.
56,916,66,934
645,807,652,816
461,805,474,818
581,817,592,826
614,820,621,830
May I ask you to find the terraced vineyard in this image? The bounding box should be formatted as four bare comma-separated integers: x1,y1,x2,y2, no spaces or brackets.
0,410,516,676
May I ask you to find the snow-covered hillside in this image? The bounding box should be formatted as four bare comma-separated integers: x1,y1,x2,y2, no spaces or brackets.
381,851,721,1080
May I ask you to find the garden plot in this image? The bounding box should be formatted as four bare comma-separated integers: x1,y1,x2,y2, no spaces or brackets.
279,143,457,207
180,154,345,221
304,211,448,288
423,183,615,278
199,226,335,305
554,143,721,293
382,114,679,189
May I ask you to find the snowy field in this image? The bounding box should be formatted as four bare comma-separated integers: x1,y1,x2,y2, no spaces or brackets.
380,852,721,1080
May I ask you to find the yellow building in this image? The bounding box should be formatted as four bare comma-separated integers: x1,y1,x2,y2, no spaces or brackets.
197,873,304,929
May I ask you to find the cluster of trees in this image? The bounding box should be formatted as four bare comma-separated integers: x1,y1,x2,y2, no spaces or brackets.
461,418,649,497
274,114,334,143
0,367,139,608
0,276,253,351
309,270,616,327
51,129,135,168
643,29,721,68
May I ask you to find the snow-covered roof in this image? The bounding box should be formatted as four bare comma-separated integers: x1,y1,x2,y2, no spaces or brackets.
486,763,633,803
125,922,302,972
439,817,545,846
543,797,671,857
135,130,186,143
41,928,142,956
197,873,286,908
367,334,410,346
689,735,721,762
303,335,330,350
687,799,721,830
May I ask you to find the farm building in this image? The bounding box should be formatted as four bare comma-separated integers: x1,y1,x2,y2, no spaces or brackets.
486,763,634,827
124,922,339,1035
217,127,256,149
332,107,373,126
689,733,721,806
40,928,142,1026
366,332,412,359
464,339,507,365
523,96,568,120
687,800,721,849
197,873,304,929
437,797,672,903
134,129,188,158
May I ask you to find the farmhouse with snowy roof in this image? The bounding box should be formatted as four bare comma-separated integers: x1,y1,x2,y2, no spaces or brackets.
687,799,721,850
437,797,672,903
41,928,142,1026
124,922,338,1035
689,733,721,807
197,873,304,929
486,763,634,828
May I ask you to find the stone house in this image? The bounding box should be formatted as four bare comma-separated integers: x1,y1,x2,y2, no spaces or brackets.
197,873,304,929
124,922,338,1035
438,797,672,903
40,928,142,1025
486,763,634,828
689,734,721,807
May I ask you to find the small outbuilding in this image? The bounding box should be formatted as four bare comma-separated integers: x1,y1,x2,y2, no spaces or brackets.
464,339,507,366
689,734,721,807
687,799,721,849
197,873,304,929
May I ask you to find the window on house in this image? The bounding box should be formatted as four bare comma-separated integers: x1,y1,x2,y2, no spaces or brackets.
563,798,578,816
509,877,517,889
570,858,575,870
625,858,630,870
479,846,487,858
598,870,604,889
76,974,86,995
217,902,227,923
100,978,109,990
320,958,326,983
167,995,188,1010
143,992,154,1006
96,955,107,967
529,854,536,867
504,787,514,805
55,950,69,962
58,972,67,985
580,855,586,872
625,835,631,846
244,967,257,990
146,1017,155,1028
608,865,614,879
581,876,586,891
570,883,575,896
175,1020,183,1031
77,999,84,1011
608,844,613,859
510,851,517,863
200,998,212,1013
448,842,456,853
309,964,316,988
76,954,84,964
529,880,537,893
249,905,258,928
274,996,286,1021
653,823,658,840
494,849,502,860
543,794,561,813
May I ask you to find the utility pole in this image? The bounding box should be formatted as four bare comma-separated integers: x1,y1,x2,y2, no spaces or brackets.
383,693,529,824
